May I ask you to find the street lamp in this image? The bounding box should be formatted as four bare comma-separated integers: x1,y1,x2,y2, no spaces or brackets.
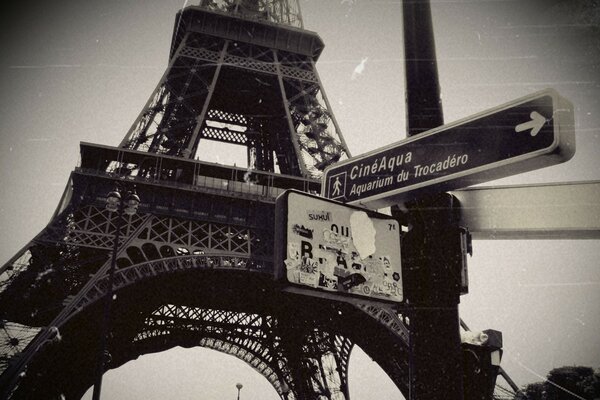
92,185,140,400
236,383,243,400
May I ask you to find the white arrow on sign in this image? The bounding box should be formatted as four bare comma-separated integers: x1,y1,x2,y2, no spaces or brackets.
515,111,546,136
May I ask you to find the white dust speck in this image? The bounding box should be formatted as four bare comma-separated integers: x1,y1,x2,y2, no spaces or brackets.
351,57,368,80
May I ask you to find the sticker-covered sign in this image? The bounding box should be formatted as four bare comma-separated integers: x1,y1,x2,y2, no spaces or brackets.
275,190,402,303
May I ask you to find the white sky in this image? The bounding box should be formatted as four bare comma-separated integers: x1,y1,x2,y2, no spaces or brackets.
1,1,599,399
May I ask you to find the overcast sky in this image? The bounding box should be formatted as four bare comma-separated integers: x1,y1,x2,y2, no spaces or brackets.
1,1,599,399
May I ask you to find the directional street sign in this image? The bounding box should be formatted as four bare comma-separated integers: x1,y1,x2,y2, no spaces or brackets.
322,89,575,209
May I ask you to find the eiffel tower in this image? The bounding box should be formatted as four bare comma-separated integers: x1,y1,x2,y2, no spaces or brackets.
0,1,415,399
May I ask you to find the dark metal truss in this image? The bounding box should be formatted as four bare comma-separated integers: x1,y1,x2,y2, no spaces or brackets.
195,0,304,29
1,247,410,400
134,305,296,398
279,69,348,178
0,194,272,385
131,304,351,400
67,254,269,325
119,31,349,178
0,174,412,399
355,303,409,346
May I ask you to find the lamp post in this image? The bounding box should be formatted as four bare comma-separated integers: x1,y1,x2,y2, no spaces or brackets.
92,185,140,400
281,382,290,400
236,383,243,400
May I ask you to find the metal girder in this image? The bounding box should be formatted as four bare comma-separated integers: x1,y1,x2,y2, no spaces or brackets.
194,0,304,29
67,254,270,324
452,180,600,239
131,304,354,400
354,303,409,345
133,305,293,396
172,4,316,60
276,60,349,179
121,23,346,179
4,297,355,400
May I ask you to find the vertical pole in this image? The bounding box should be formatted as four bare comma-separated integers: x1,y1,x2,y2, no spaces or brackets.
92,206,124,400
400,1,464,400
236,383,243,400
403,0,443,137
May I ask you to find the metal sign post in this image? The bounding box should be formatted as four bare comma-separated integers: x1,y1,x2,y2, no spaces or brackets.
322,89,575,209
400,1,464,399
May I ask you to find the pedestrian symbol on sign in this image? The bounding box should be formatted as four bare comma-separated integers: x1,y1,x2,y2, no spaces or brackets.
328,172,346,200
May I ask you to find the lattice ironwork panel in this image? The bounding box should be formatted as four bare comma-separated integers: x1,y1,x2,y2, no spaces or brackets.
0,249,33,295
0,245,112,386
0,323,40,373
196,0,304,28
39,206,149,250
281,77,348,178
121,36,224,156
201,126,248,144
179,46,221,62
493,383,519,400
200,337,281,384
180,44,317,83
131,304,352,400
249,230,272,258
299,329,347,400
224,53,278,74
279,51,318,82
210,224,232,251
186,33,229,53
68,254,268,317
355,303,409,345
227,41,275,64
143,216,171,243
189,221,212,249
332,335,352,393
139,216,254,256
208,109,248,125
278,51,313,72
61,254,260,323
280,64,317,82
133,304,293,397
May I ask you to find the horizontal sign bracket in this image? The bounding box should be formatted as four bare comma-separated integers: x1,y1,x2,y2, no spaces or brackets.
452,180,600,240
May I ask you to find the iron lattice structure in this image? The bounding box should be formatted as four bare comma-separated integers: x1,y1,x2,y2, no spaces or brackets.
0,1,398,399
0,1,517,399
119,0,348,178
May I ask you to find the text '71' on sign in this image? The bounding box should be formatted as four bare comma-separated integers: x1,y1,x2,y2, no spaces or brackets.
322,89,575,209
